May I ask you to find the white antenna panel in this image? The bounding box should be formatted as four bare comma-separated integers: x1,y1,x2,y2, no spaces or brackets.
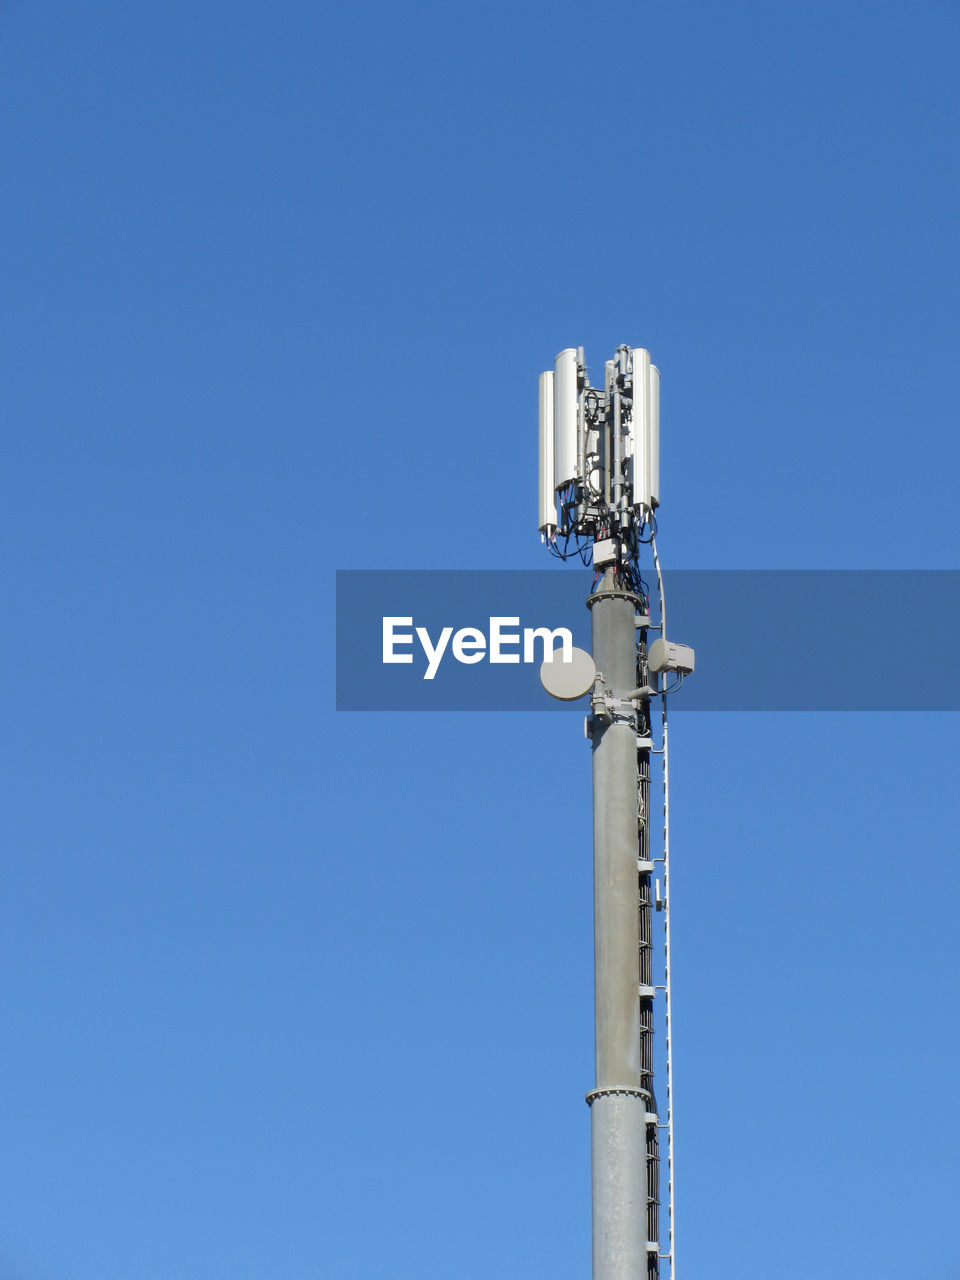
629,347,653,507
648,363,660,508
538,370,556,535
553,347,579,490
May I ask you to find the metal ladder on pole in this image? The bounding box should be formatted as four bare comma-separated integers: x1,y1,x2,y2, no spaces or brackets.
637,596,675,1280
651,534,676,1279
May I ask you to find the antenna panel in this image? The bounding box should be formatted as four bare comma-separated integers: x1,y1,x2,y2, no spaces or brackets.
629,347,652,507
649,363,660,508
538,371,556,534
553,347,579,489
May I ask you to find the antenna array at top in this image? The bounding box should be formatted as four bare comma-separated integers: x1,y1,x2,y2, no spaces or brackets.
538,345,660,572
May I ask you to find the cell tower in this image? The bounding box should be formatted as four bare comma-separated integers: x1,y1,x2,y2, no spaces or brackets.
537,347,693,1280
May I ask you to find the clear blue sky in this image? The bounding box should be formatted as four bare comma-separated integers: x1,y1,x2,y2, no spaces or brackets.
2,2,959,1277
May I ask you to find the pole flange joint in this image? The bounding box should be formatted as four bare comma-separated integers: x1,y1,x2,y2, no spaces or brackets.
584,1085,651,1107
586,588,645,611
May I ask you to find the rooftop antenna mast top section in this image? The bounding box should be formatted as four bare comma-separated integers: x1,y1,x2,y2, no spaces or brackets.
539,345,659,567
